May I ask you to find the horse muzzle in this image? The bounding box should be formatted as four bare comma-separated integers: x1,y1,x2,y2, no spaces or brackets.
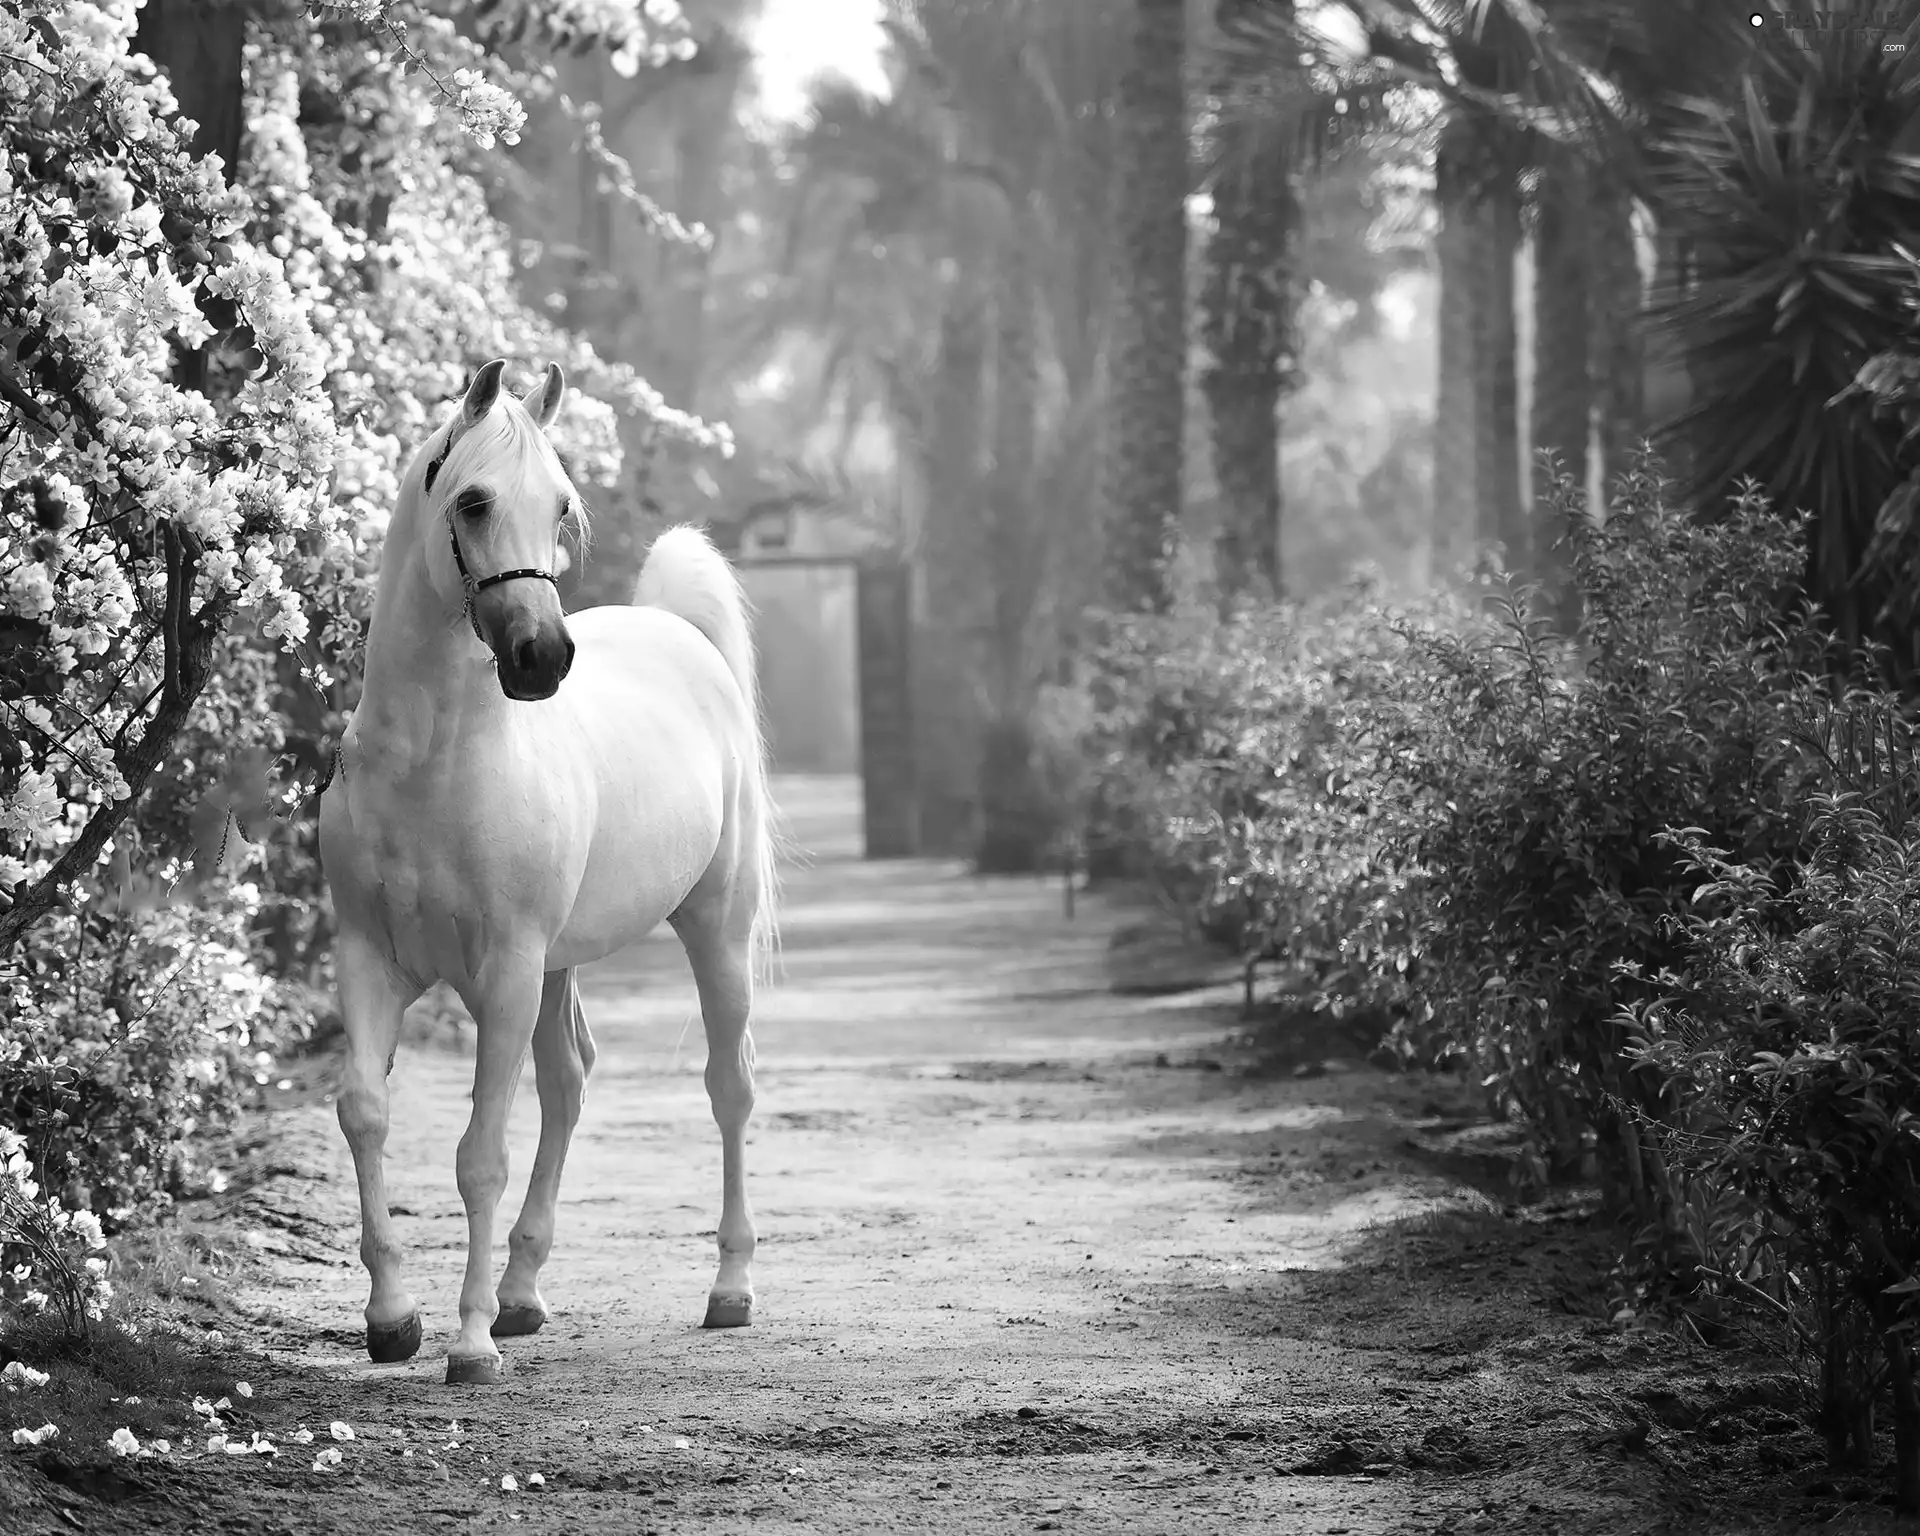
494,618,576,701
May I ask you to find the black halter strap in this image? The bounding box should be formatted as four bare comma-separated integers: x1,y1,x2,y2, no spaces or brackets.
427,436,560,643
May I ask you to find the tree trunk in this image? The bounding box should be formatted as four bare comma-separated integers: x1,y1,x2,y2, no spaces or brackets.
658,30,747,410
1100,0,1189,616
0,537,226,952
1889,1326,1920,1514
915,292,991,858
1590,172,1645,513
133,0,247,171
1473,178,1523,580
978,215,1049,873
1531,148,1592,628
1201,129,1294,608
1432,116,1483,583
1644,223,1695,491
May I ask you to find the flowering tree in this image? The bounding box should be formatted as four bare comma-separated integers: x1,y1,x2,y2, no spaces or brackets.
0,0,732,1317
0,0,726,942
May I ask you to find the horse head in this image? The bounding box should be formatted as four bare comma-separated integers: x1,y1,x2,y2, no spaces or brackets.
424,358,581,701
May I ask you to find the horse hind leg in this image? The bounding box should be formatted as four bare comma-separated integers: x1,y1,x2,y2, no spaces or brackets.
673,897,758,1329
333,928,427,1363
493,968,596,1337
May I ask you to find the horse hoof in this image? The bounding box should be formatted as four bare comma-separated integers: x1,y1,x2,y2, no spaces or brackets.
490,1304,547,1338
445,1352,508,1386
702,1294,753,1329
366,1312,423,1364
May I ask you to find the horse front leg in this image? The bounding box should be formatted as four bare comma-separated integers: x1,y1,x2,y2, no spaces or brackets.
493,968,596,1337
333,927,426,1362
446,961,544,1385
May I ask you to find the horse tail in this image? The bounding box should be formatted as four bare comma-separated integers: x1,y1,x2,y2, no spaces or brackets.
634,525,780,977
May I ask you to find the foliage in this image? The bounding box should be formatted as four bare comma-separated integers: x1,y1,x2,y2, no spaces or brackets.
1624,734,1920,1507
0,1123,112,1340
2,887,306,1218
1385,462,1827,1199
0,0,729,1306
1082,576,1477,1021
1652,17,1920,675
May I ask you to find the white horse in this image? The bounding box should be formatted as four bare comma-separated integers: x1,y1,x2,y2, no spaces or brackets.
319,358,777,1385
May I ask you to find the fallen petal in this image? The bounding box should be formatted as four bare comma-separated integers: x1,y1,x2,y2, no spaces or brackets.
527,1472,545,1487
312,1447,343,1471
235,1382,253,1399
292,1428,314,1444
109,1427,140,1457
329,1421,354,1441
501,1474,519,1491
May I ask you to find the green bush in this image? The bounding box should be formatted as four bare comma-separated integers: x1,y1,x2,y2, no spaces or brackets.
1625,762,1920,1510
1084,577,1477,1020
1383,463,1828,1204
1081,446,1920,1504
0,887,311,1228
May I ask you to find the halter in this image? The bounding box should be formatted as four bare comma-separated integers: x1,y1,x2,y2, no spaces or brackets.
426,434,561,643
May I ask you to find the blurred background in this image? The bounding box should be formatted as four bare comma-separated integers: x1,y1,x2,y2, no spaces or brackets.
483,0,1915,876
509,0,1448,856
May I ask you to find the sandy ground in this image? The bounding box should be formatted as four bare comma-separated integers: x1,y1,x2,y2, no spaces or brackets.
3,776,1906,1533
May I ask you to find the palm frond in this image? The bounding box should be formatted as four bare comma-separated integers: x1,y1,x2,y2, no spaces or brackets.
1650,17,1920,657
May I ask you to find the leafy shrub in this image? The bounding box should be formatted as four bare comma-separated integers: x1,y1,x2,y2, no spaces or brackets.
1083,576,1478,1020
1625,773,1920,1509
0,885,310,1227
1382,463,1829,1205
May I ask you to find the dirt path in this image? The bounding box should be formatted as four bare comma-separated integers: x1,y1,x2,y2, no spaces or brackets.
6,777,1882,1534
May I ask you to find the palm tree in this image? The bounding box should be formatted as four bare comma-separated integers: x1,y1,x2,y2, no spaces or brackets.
1527,140,1588,620
1654,18,1920,679
1101,0,1191,616
1198,0,1302,605
1211,0,1771,606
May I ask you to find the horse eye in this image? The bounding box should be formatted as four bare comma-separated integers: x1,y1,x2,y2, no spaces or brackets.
455,488,491,519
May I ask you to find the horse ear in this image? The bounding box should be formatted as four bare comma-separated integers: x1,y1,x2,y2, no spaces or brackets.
461,358,508,426
521,362,566,430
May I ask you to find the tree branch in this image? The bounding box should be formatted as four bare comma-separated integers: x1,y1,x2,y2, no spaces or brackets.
0,535,229,951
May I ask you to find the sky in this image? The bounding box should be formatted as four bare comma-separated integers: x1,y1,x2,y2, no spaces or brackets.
744,0,891,126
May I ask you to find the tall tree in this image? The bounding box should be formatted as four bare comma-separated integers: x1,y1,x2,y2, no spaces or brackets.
1657,20,1920,679
1199,0,1299,605
1101,0,1191,615
1529,142,1590,618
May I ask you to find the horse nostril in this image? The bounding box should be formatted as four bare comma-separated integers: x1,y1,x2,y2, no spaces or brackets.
560,634,576,675
514,637,539,675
